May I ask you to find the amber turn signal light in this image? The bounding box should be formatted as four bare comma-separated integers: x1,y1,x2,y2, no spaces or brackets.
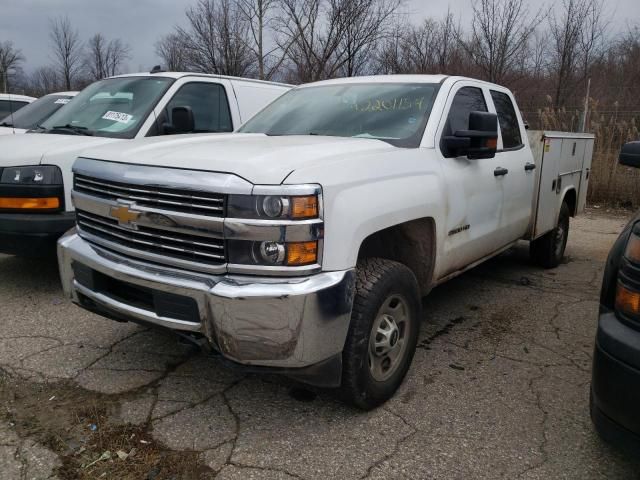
625,233,640,263
0,197,60,210
291,196,318,219
615,282,640,316
286,241,318,266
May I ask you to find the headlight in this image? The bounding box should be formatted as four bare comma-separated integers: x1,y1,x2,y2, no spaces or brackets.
228,188,320,220
225,185,322,272
0,165,64,211
615,227,640,318
0,166,62,185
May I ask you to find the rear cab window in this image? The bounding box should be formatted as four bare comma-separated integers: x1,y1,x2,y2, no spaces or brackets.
490,90,523,149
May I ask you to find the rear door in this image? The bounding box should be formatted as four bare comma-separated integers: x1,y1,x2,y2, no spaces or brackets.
435,82,509,276
488,89,535,244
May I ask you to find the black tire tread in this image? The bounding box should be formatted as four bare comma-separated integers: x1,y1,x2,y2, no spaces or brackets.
340,257,420,410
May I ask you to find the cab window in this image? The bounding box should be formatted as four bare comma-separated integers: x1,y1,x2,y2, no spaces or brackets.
0,100,29,119
490,90,522,149
163,82,233,134
440,86,487,156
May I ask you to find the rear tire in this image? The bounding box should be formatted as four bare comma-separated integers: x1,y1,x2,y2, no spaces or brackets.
530,201,570,268
340,258,421,410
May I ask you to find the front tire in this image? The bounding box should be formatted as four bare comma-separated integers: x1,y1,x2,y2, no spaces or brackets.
530,201,570,268
340,258,421,410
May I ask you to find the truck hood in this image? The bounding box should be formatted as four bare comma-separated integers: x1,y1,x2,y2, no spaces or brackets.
0,133,120,167
80,133,396,184
0,126,24,135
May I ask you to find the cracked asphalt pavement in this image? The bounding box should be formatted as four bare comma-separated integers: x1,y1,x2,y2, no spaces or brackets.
1,209,640,479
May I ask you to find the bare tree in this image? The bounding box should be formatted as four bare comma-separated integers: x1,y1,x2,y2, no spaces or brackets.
155,33,189,71
237,0,288,79
460,0,545,84
338,0,401,77
29,66,60,96
49,16,84,89
547,0,609,107
85,34,131,80
0,41,25,93
177,0,255,76
278,0,398,82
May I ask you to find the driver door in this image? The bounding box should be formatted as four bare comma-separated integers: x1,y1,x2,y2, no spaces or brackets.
436,82,509,277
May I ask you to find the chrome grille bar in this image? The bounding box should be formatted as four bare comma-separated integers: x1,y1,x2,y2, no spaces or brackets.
75,174,225,216
77,209,226,266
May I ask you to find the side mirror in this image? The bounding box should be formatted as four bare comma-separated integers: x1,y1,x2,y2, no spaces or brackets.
163,106,195,134
620,141,640,168
444,111,498,160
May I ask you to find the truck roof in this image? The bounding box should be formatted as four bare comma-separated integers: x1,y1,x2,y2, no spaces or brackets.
0,93,37,102
110,71,291,88
296,75,514,91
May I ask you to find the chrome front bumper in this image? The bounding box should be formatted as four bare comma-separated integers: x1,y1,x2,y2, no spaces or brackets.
58,231,355,372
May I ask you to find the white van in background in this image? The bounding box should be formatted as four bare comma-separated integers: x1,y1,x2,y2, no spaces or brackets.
0,71,291,256
0,93,36,120
0,91,78,135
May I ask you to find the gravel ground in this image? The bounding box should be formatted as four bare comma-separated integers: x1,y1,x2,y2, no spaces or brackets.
1,209,639,479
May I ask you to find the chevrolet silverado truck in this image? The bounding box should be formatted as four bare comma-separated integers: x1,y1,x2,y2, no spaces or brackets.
58,75,594,408
0,71,290,255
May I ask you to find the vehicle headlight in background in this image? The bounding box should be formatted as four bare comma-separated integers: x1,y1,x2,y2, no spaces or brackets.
0,166,63,185
616,227,640,318
0,165,63,211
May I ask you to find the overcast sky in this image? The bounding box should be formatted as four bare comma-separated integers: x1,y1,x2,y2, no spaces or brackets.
1,0,638,74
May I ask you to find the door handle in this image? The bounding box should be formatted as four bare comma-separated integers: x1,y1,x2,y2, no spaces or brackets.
524,162,536,171
494,167,509,177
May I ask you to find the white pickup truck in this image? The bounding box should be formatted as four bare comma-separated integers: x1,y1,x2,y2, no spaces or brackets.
0,91,78,135
58,75,594,408
0,72,290,255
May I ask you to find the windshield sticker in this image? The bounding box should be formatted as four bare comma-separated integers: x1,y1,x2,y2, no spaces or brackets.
102,111,133,124
351,97,426,113
54,98,71,105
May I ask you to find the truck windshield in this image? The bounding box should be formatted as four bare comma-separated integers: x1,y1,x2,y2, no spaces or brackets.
239,83,439,147
39,77,174,139
0,94,74,130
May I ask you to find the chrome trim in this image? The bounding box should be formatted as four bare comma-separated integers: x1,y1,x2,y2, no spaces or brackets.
76,228,228,274
75,176,224,213
224,217,323,242
58,232,355,368
252,184,322,196
74,157,254,195
73,190,225,237
227,263,321,276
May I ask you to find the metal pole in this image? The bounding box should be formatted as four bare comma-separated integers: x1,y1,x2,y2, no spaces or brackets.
581,77,591,132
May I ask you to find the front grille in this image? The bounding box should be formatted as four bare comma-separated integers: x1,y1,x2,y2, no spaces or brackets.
76,209,225,266
74,174,225,217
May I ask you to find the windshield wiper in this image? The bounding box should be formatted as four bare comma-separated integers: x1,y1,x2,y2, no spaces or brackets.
50,124,94,136
0,122,12,127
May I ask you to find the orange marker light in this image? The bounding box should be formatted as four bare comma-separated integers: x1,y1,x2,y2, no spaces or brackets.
291,196,318,219
0,197,60,210
625,234,640,263
286,241,318,266
486,138,498,149
615,282,640,316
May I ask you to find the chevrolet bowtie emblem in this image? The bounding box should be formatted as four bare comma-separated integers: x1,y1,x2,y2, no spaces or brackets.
110,204,141,227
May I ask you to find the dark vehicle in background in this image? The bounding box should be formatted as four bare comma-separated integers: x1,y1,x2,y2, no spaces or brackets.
0,92,78,135
591,140,640,453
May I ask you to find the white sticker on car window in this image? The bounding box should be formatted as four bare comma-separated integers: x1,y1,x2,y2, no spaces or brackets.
54,98,71,105
102,111,133,124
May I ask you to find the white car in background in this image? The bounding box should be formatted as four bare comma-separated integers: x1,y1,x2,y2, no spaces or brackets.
0,71,291,256
0,93,36,120
0,92,78,135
